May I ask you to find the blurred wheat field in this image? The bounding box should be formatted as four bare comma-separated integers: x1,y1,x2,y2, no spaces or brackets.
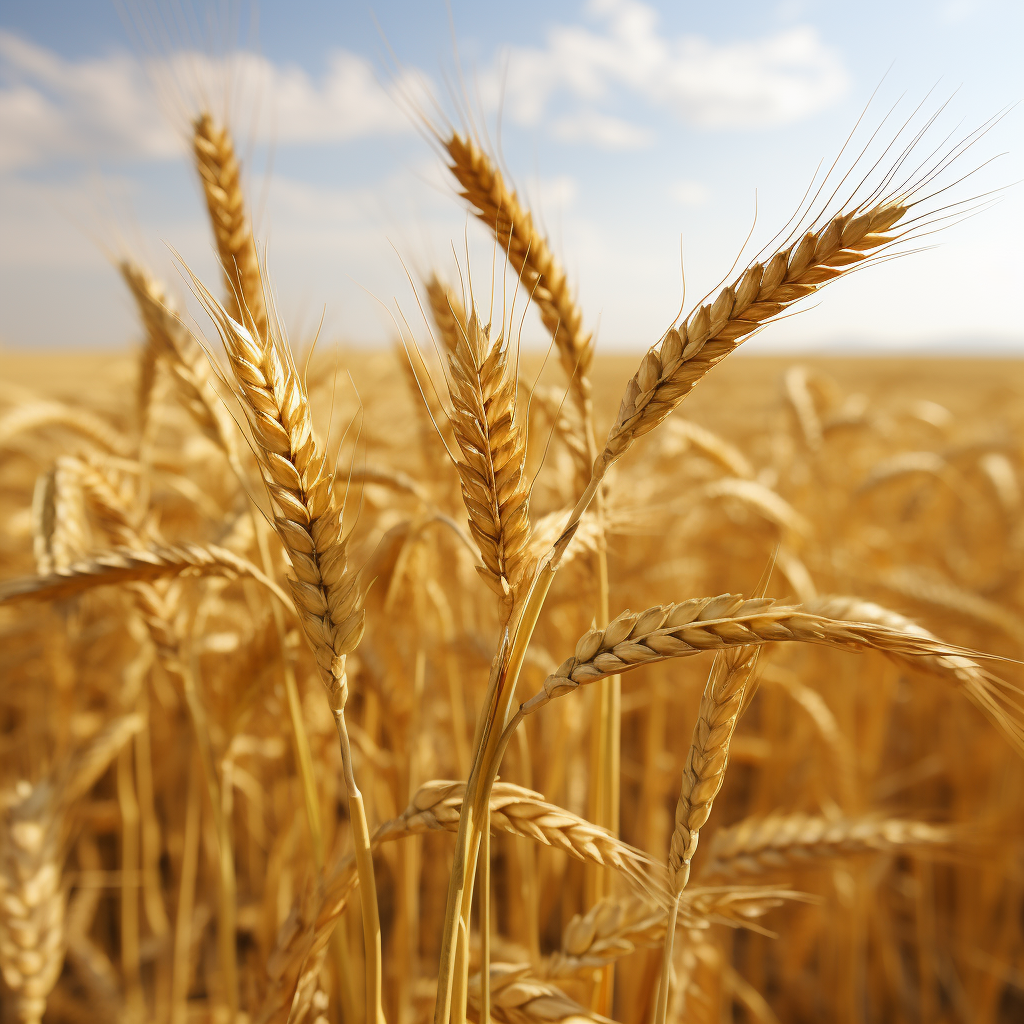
2,93,1024,1024
4,344,1024,1024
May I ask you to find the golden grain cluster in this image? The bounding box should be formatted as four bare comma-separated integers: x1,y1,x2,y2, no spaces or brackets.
0,99,1022,1024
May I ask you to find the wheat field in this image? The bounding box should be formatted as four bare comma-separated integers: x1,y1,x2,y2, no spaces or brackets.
1,100,1023,1024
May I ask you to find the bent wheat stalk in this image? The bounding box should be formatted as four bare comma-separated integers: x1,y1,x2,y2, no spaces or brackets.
428,118,988,1022
0,401,132,457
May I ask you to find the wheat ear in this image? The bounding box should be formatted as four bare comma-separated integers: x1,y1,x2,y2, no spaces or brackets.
467,962,613,1024
119,260,239,462
0,718,141,1024
522,595,1017,747
0,541,291,609
699,814,955,880
31,462,87,576
444,134,593,415
655,650,758,1023
547,886,806,978
192,112,268,338
444,305,533,606
670,649,759,890
382,780,665,895
594,202,909,481
426,273,468,354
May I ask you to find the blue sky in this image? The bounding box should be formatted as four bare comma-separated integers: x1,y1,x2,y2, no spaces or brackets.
1,0,1021,353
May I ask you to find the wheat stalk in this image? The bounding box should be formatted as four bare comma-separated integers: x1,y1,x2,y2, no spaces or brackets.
699,814,955,880
192,112,268,338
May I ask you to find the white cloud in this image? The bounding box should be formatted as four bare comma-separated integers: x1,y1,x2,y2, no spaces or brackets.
938,0,981,23
482,0,849,138
0,33,179,169
0,31,421,171
669,179,710,207
551,109,652,149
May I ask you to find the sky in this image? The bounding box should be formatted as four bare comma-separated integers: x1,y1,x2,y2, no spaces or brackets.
1,0,1022,354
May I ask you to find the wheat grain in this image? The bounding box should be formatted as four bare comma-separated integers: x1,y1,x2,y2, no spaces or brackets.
384,780,665,893
0,781,66,1024
426,274,468,355
194,289,364,697
31,462,87,576
0,718,141,1024
803,594,1023,746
